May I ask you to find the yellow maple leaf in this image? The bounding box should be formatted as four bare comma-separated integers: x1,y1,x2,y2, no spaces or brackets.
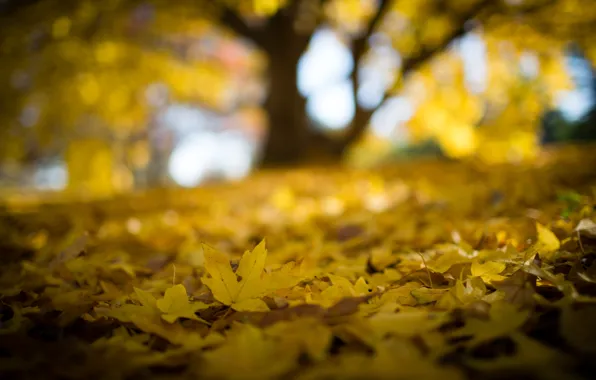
426,249,470,273
266,260,305,291
410,287,449,305
96,286,214,347
314,275,372,307
471,260,506,283
202,240,301,312
134,287,157,308
156,284,209,324
326,274,356,294
132,285,209,324
536,222,560,258
437,277,488,308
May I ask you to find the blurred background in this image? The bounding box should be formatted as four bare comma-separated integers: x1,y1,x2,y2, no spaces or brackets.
0,0,595,198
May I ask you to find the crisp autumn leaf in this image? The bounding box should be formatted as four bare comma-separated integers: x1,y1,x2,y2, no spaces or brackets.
266,260,305,291
156,284,209,323
426,249,471,273
471,260,506,282
493,270,537,308
536,222,560,258
410,287,449,305
575,218,596,238
436,277,490,309
201,240,302,311
2,148,596,379
99,285,208,330
201,242,269,311
134,287,158,308
315,274,371,307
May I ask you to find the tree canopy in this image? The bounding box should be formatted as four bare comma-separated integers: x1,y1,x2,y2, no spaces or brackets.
0,0,595,192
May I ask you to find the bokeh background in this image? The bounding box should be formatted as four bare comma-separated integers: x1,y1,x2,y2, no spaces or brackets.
0,0,594,197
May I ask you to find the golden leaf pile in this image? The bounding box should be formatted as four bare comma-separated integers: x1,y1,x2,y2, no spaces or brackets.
1,147,596,379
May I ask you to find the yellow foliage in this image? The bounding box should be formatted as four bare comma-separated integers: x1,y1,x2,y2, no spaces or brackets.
94,41,121,65
421,15,453,47
2,151,596,378
327,0,377,34
253,0,288,17
0,0,593,174
535,222,561,259
201,240,303,311
437,121,477,158
77,74,101,106
66,139,115,196
155,284,209,323
471,260,506,283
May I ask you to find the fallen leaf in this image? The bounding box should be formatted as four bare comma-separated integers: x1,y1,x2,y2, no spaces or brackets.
156,284,209,323
427,249,471,273
202,240,301,311
536,222,560,258
452,301,530,346
471,260,506,283
493,270,537,308
576,218,596,238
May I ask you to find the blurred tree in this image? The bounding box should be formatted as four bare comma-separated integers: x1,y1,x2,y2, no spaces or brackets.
541,50,596,145
0,0,265,193
541,110,571,143
1,0,596,189
213,0,595,164
568,65,596,141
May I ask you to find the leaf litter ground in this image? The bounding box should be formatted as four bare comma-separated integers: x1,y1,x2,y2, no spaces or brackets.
2,146,596,380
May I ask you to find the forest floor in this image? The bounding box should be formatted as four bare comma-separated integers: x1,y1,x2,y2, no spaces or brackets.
2,145,596,380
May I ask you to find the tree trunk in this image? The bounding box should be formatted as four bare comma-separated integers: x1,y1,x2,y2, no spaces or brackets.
260,39,361,165
257,9,377,166
260,15,311,165
260,55,307,164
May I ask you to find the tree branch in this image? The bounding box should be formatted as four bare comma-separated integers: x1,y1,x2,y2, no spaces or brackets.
503,0,596,42
401,0,493,75
339,0,495,150
220,5,266,48
352,0,392,63
337,0,392,148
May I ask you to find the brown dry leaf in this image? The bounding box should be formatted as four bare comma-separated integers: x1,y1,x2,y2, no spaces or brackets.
575,219,596,238
493,270,537,308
